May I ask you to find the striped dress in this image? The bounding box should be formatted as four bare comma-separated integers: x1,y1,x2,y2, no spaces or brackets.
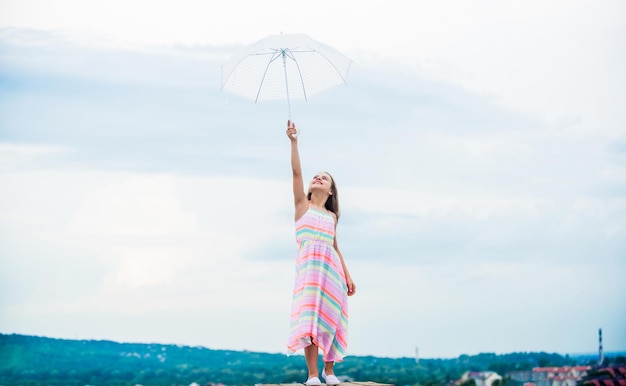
287,206,349,362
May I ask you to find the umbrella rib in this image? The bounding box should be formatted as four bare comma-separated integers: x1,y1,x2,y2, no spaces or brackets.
255,50,283,103
311,49,350,84
284,49,308,101
221,52,279,91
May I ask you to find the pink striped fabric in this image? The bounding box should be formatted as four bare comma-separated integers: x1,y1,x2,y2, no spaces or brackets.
287,206,349,362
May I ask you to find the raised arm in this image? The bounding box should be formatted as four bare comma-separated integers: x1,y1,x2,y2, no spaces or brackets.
286,120,308,220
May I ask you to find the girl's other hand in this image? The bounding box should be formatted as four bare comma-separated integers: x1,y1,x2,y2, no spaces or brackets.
346,276,356,296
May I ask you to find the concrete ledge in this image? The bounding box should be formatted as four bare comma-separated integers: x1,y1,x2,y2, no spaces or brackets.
256,382,394,386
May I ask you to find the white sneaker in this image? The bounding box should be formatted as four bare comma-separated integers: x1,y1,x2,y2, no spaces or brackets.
305,376,322,386
322,371,341,386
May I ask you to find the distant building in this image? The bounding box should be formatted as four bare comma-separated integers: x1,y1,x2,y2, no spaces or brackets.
459,371,503,386
509,366,592,386
581,366,626,386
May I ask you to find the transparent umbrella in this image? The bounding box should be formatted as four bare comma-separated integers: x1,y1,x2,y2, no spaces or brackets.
221,33,352,118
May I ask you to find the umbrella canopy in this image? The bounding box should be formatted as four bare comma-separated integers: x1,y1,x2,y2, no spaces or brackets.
221,33,352,116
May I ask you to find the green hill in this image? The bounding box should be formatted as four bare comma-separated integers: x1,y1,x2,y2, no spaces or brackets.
0,333,606,386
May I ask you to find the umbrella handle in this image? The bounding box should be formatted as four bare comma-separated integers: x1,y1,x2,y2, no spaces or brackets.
290,122,299,138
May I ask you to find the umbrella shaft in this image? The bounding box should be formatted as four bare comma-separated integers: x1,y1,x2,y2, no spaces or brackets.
282,49,292,118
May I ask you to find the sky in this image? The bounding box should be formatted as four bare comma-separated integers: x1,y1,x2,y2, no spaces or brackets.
0,0,625,360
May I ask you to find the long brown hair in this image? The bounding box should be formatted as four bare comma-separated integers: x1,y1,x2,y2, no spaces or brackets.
307,171,340,221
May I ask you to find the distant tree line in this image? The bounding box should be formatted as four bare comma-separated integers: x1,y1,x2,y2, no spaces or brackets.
0,333,618,386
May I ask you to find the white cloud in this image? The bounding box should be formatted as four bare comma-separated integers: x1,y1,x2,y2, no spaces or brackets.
0,142,70,171
64,173,199,236
346,186,551,220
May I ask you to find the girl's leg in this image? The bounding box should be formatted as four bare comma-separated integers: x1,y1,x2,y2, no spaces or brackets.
322,361,341,386
323,361,335,375
304,343,319,378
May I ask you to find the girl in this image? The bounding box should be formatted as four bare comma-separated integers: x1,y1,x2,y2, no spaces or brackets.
285,120,356,386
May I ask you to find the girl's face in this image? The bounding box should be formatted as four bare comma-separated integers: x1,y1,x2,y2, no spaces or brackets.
309,172,333,195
